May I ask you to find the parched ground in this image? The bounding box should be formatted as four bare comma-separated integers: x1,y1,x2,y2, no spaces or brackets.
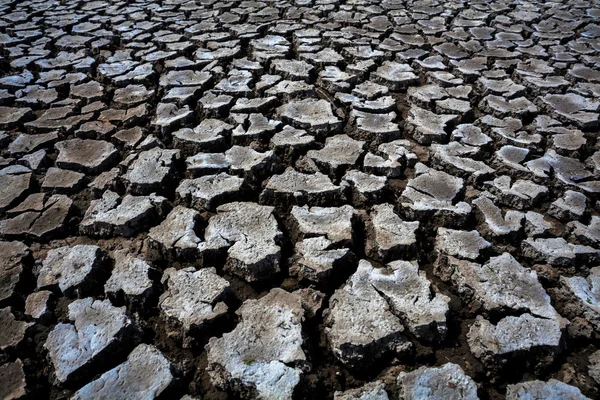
1,0,600,399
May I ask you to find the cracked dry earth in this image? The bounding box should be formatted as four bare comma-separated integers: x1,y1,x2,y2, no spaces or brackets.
3,1,600,400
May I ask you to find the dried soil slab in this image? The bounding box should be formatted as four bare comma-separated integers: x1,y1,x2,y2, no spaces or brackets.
435,228,491,261
159,70,211,89
8,132,58,155
371,260,450,342
442,253,563,360
200,202,282,282
484,176,548,210
317,67,356,93
568,64,600,83
260,168,347,207
343,170,386,206
25,290,52,320
24,107,92,133
366,204,419,262
372,61,418,91
173,119,233,154
428,71,463,86
72,344,174,400
548,190,587,222
176,173,244,211
303,48,344,67
472,195,524,238
468,310,561,363
41,167,86,193
113,84,154,107
523,76,570,94
400,164,471,226
112,127,145,150
0,241,30,304
276,99,341,135
334,381,388,400
397,363,478,400
21,150,50,172
104,250,153,303
163,86,201,105
540,93,599,128
527,150,600,193
353,96,397,114
480,115,541,149
405,106,458,144
409,51,441,69
231,97,278,113
547,127,586,156
293,286,325,319
568,216,600,247
434,42,468,59
290,237,356,284
351,111,401,144
524,211,554,238
98,61,139,80
431,143,495,181
148,206,202,258
224,146,278,179
37,245,107,297
199,91,234,116
98,105,148,128
561,267,600,331
0,307,32,351
152,103,192,132
270,125,315,161
0,359,26,400
0,70,34,89
352,81,389,100
80,190,169,238
16,85,59,107
231,113,281,145
0,167,32,214
0,106,32,129
71,81,104,102
256,75,283,94
407,82,453,104
0,194,73,240
45,298,135,383
307,134,365,176
480,95,538,118
478,77,525,98
445,253,559,317
55,139,118,174
522,238,599,267
159,267,229,334
124,148,181,195
363,140,416,178
214,70,253,97
493,145,529,175
451,124,491,147
250,34,290,60
506,379,590,400
206,289,306,400
324,260,411,368
271,59,315,82
289,205,356,246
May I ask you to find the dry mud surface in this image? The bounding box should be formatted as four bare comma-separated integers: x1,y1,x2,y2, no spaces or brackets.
1,0,600,399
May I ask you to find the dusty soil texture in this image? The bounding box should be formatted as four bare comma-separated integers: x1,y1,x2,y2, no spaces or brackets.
1,0,600,399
